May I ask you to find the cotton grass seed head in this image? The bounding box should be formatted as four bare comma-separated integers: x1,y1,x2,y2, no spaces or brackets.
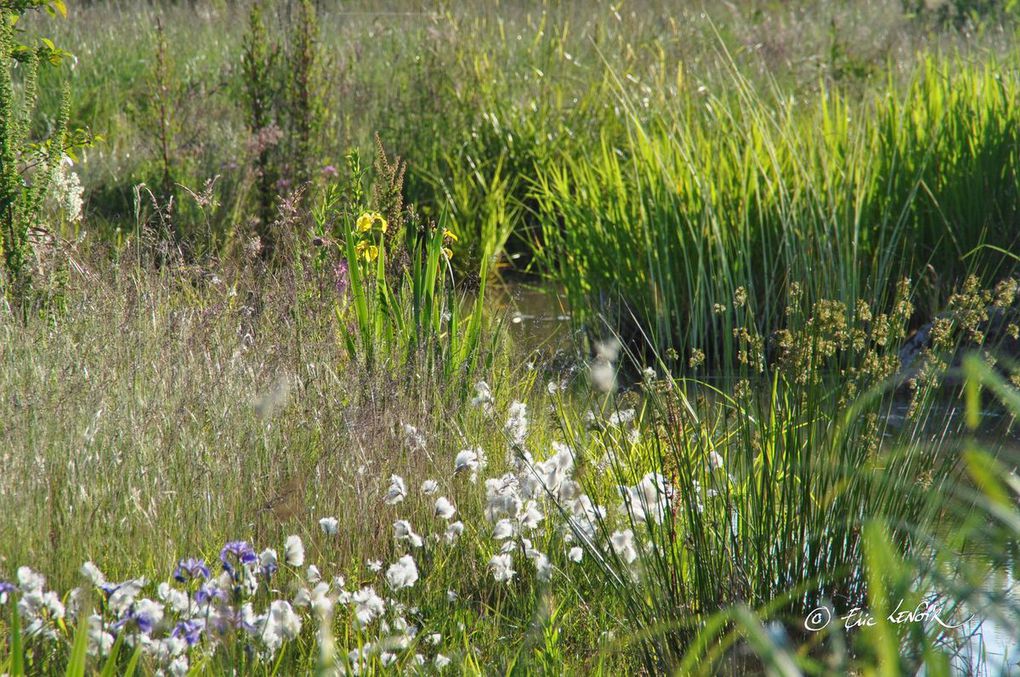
319,517,339,536
284,536,305,567
385,555,419,591
434,496,456,520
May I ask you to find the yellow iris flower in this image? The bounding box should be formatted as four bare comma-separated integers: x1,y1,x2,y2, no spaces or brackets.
356,211,388,234
355,240,379,262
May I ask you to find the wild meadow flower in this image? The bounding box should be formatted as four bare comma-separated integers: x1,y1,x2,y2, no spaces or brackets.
173,558,210,583
355,240,379,263
568,547,583,563
220,541,258,573
470,381,494,411
565,494,606,540
492,518,514,540
505,401,529,448
284,535,305,567
167,656,189,676
386,555,419,591
393,520,424,548
259,549,279,578
319,517,340,535
356,211,388,234
172,619,204,646
708,451,725,471
214,602,259,635
157,582,190,613
591,338,622,392
434,496,456,520
517,500,544,531
334,259,349,300
114,598,164,634
435,654,452,669
610,529,638,564
87,614,115,657
366,559,383,573
0,581,15,604
520,444,574,500
194,581,227,606
618,473,673,525
488,553,516,583
49,159,84,223
307,565,322,584
454,447,487,481
421,479,439,495
444,521,464,543
300,581,333,617
261,600,302,652
384,474,407,504
352,586,386,625
528,551,553,582
402,423,427,452
17,566,45,593
81,561,106,587
321,164,338,178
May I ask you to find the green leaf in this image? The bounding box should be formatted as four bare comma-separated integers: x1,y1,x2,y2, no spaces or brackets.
10,604,25,677
122,646,142,677
99,632,126,677
65,604,91,677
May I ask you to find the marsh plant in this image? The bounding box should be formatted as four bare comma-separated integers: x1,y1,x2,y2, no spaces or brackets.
533,57,1020,358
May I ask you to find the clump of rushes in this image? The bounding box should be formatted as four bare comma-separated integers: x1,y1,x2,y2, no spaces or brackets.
548,275,1018,671
533,57,1020,362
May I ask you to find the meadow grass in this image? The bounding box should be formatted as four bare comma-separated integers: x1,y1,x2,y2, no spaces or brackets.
2,1,1020,675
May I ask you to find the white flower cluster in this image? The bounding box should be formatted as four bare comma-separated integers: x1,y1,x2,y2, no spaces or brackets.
49,157,84,223
3,398,727,675
1,531,453,675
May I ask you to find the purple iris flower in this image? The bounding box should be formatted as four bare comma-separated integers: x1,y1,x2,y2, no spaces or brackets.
209,606,256,634
0,581,15,602
99,581,123,599
173,558,211,583
172,619,204,646
112,606,159,634
194,582,227,605
220,541,257,573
